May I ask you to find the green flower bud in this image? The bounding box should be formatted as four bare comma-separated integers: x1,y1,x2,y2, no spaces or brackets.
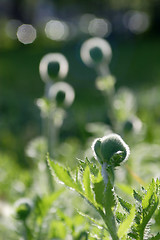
92,133,130,167
123,117,142,134
14,198,33,221
123,120,133,133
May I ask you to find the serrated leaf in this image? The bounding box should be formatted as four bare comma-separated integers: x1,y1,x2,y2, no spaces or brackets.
118,196,132,213
104,181,116,210
117,183,133,196
75,168,83,192
77,210,106,230
116,211,126,223
138,179,159,239
133,189,142,203
118,205,136,238
83,166,95,203
142,181,155,209
48,158,82,193
140,193,158,233
148,232,160,240
93,180,105,207
48,157,100,211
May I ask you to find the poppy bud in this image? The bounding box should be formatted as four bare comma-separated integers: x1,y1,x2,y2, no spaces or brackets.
14,198,33,221
92,133,130,167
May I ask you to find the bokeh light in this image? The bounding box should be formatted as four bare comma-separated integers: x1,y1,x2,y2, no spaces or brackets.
39,53,69,82
80,37,112,67
45,19,69,41
16,24,37,44
79,13,95,34
5,19,22,39
48,82,75,107
123,11,150,34
88,18,112,37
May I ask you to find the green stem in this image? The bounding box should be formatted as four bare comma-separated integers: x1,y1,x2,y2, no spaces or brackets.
23,220,32,240
99,209,119,240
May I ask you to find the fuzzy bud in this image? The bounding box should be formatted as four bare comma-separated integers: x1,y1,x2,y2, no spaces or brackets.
92,133,130,167
14,198,33,221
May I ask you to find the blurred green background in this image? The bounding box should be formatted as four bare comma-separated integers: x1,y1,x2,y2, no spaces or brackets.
0,0,160,165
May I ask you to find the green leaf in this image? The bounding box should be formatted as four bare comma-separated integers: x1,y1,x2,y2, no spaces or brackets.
142,180,155,209
56,209,73,230
35,188,65,224
48,157,100,211
117,205,136,238
117,196,132,213
48,220,67,239
83,166,95,203
93,180,105,207
75,168,83,192
104,180,116,210
139,193,158,235
138,179,159,239
117,183,133,197
48,158,82,193
116,211,126,223
148,233,160,240
133,189,142,203
77,210,106,231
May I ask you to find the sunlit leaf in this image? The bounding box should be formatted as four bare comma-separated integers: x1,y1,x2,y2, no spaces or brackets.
83,166,95,203
117,205,136,238
133,189,142,203
117,196,132,213
48,158,82,193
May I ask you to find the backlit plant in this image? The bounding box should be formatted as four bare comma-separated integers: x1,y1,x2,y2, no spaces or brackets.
48,133,160,240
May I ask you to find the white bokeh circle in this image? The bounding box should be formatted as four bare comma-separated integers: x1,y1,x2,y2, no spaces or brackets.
39,53,69,82
80,37,112,67
48,82,75,107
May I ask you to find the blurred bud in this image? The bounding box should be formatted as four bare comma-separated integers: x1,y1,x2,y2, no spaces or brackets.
36,98,51,117
25,136,47,159
80,37,112,67
123,116,142,134
48,82,75,108
123,120,133,133
96,75,116,92
92,134,130,167
14,198,33,221
39,53,69,82
113,88,136,121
